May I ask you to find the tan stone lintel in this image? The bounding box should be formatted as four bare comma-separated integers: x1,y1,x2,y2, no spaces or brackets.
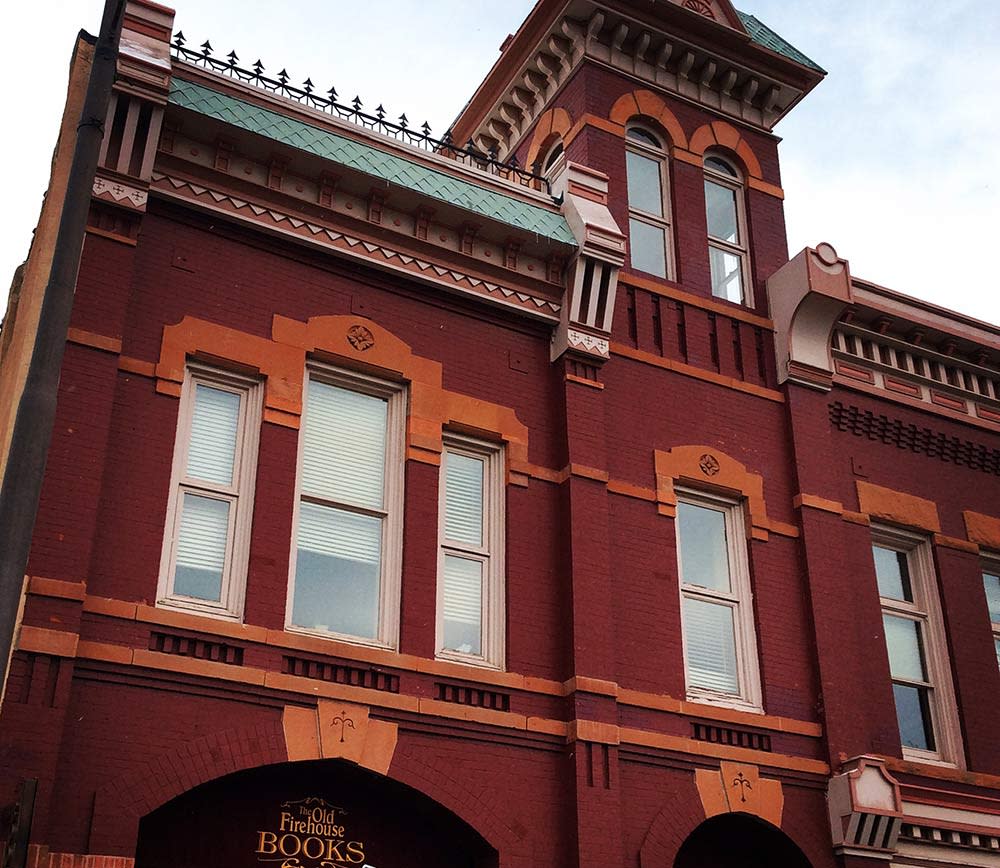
793,493,844,515
66,327,122,355
17,625,80,658
569,719,621,745
118,356,156,378
54,637,827,772
27,576,87,601
85,225,139,247
611,343,785,404
565,373,605,390
964,510,1000,552
617,688,822,737
564,675,619,697
933,533,980,555
60,598,823,740
882,755,1000,792
622,727,828,775
857,480,941,534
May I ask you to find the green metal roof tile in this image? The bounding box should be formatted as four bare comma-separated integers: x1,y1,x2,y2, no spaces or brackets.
168,78,576,245
736,11,825,73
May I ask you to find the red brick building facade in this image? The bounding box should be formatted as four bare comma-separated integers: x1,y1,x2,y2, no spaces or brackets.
2,1,999,867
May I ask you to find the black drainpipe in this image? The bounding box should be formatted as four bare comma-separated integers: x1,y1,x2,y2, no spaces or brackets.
0,0,126,699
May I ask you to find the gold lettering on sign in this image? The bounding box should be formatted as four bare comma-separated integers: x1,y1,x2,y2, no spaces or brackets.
255,798,370,867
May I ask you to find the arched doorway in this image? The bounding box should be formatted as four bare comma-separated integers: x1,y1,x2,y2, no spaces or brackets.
135,759,498,868
674,814,811,868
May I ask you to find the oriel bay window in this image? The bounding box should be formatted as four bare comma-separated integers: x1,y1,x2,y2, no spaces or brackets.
872,531,962,763
675,491,761,710
626,126,674,279
288,367,405,648
704,154,750,305
158,366,262,619
437,435,505,668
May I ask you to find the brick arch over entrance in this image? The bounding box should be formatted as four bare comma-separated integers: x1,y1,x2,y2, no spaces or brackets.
90,719,290,855
638,774,708,868
90,718,529,866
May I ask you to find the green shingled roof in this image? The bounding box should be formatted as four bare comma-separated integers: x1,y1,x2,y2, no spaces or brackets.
168,77,576,245
736,11,825,73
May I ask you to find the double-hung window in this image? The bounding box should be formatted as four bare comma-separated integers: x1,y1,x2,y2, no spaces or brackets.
437,436,505,668
984,563,1000,669
626,126,674,280
288,367,405,648
704,155,750,305
872,530,962,763
158,366,262,619
675,491,761,710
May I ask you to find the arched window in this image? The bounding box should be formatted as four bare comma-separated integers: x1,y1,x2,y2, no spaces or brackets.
541,141,564,173
626,125,673,279
704,154,750,304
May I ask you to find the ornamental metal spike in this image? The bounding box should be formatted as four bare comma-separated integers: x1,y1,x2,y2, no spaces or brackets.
398,113,408,129
508,154,520,168
327,85,338,101
466,139,477,153
253,59,265,76
375,104,385,120
200,39,213,57
277,68,289,85
303,78,314,94
488,146,498,161
421,121,431,137
227,50,239,67
352,96,363,112
172,30,186,49
442,130,454,146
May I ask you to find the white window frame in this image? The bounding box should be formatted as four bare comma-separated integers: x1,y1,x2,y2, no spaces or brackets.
704,153,752,306
156,364,262,621
435,434,506,669
982,557,1000,670
675,488,762,712
285,363,406,650
626,124,675,280
872,526,963,767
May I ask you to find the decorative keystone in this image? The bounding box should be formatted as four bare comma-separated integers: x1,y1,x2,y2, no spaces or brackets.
766,243,853,390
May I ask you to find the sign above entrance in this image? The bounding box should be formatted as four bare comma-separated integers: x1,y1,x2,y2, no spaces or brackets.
256,796,372,868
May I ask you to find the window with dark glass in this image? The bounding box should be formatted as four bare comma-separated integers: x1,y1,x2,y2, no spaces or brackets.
984,565,1000,668
871,533,962,764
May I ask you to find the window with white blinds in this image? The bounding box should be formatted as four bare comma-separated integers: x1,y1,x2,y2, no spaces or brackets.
437,436,505,668
287,368,405,648
675,492,761,710
157,367,262,620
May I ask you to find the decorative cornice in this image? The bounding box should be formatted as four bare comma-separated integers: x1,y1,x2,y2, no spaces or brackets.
463,0,823,159
151,172,562,322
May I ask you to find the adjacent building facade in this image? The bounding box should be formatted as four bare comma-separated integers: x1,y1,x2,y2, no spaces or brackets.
1,1,999,867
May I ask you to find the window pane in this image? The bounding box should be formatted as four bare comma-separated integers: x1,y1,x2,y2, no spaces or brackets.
892,683,935,751
709,245,744,304
874,546,913,601
705,157,737,177
677,502,731,592
442,555,483,656
627,128,661,148
626,151,663,216
629,218,667,278
683,597,738,694
704,179,739,243
984,570,1000,623
293,501,381,639
302,380,387,509
174,493,230,602
883,614,928,682
445,452,484,547
187,384,240,485
995,637,1000,669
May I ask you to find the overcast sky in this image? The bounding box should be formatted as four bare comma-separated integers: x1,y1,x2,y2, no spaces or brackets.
3,1,998,323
